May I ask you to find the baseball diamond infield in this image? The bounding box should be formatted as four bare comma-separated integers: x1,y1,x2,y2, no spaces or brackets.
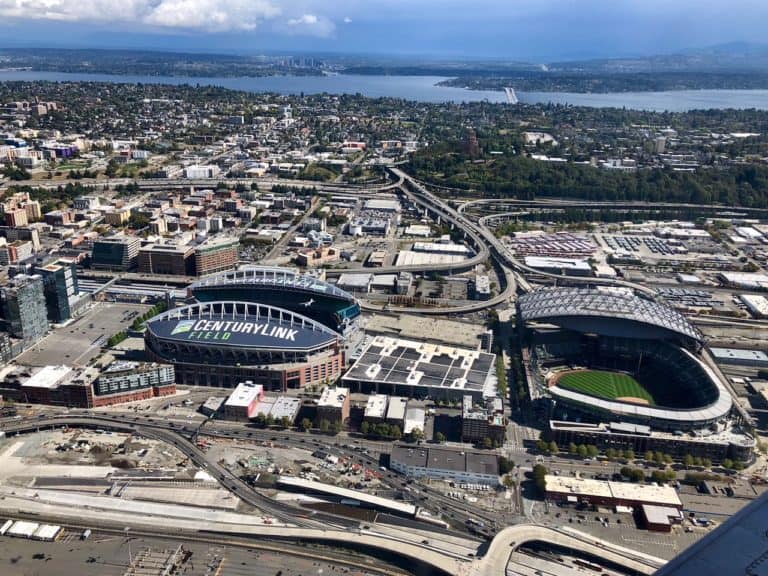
553,369,656,405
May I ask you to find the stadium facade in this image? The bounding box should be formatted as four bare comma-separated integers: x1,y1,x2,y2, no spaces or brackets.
190,267,361,334
145,301,344,390
518,287,754,463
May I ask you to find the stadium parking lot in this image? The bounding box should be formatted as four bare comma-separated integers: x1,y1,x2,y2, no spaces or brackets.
15,302,151,367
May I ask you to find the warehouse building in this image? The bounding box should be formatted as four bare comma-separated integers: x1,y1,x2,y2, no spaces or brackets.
390,444,499,485
545,475,683,511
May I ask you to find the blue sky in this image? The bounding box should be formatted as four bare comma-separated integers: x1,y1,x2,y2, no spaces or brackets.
1,0,767,61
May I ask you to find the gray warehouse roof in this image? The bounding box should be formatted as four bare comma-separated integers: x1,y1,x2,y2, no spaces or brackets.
518,287,703,344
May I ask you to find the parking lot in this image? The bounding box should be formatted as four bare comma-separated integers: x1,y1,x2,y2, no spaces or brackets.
16,302,150,367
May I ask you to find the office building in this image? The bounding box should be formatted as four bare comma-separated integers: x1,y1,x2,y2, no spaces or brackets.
193,237,238,276
91,236,140,271
138,243,195,276
38,259,80,323
0,274,48,346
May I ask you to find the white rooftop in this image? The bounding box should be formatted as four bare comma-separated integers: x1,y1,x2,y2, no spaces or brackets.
318,386,349,408
225,382,263,408
22,365,72,389
364,394,389,419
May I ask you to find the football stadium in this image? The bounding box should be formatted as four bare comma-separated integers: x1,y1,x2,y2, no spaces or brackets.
517,287,735,430
190,266,361,333
145,301,344,389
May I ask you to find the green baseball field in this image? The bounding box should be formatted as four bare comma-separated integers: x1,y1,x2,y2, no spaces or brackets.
555,370,655,405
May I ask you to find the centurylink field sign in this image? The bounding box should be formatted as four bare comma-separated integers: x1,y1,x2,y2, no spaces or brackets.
170,319,300,343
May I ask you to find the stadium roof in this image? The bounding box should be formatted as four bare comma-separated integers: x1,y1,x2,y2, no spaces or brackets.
146,301,338,351
191,266,355,302
518,287,703,344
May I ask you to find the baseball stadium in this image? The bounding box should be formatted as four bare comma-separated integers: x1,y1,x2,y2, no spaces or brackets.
145,301,344,390
190,266,361,334
517,287,734,431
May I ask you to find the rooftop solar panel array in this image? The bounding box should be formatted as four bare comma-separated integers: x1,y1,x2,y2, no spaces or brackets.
343,336,495,393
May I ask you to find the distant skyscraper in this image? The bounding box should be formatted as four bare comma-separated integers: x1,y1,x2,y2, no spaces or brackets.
0,274,48,345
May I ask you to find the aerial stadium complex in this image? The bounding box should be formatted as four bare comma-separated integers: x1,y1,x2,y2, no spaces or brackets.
190,266,361,334
517,287,755,462
145,301,344,390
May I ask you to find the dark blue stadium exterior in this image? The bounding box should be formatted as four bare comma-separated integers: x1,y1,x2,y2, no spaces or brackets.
191,267,360,334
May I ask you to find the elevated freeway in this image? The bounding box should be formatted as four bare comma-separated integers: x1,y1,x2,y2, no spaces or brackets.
0,413,670,575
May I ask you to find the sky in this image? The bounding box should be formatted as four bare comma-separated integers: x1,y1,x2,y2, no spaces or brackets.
1,0,767,61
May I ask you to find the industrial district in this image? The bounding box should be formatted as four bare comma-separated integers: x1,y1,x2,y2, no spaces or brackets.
1,83,768,576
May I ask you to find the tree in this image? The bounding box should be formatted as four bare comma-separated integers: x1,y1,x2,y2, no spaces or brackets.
568,442,578,455
300,418,312,432
281,416,292,429
361,421,370,436
536,439,548,453
435,432,447,443
547,441,558,455
653,451,665,465
577,444,588,458
331,420,343,435
663,454,673,465
644,450,654,462
722,458,734,470
532,464,549,495
499,456,514,475
702,458,712,469
318,419,331,433
606,448,618,460
623,449,635,461
693,456,703,467
683,454,694,468
409,428,424,442
586,445,599,458
482,437,493,449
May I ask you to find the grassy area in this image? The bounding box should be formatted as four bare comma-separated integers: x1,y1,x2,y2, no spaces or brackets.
557,370,655,404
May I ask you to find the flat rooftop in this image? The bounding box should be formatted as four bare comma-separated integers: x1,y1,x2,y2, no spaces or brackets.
545,475,682,508
364,313,487,349
391,444,499,477
364,394,388,419
225,382,263,408
342,335,496,396
318,386,349,408
21,365,72,389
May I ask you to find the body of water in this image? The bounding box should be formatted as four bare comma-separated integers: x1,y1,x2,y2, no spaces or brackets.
2,70,768,111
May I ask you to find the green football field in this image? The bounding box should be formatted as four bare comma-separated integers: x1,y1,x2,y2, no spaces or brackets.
556,370,655,404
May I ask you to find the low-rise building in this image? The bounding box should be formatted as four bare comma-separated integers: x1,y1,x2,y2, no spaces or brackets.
364,394,389,422
461,395,506,444
223,381,264,421
545,475,683,511
390,444,499,485
317,386,350,424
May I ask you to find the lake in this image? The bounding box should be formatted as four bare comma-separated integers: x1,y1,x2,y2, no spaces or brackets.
2,70,768,111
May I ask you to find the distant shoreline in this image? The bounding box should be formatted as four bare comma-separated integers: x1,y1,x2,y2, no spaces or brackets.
3,70,768,110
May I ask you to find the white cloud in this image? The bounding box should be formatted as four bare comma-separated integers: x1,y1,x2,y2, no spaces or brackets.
287,14,318,26
0,0,282,32
282,12,334,37
343,16,352,23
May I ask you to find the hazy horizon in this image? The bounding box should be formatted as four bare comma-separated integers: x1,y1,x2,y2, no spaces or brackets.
1,1,767,62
